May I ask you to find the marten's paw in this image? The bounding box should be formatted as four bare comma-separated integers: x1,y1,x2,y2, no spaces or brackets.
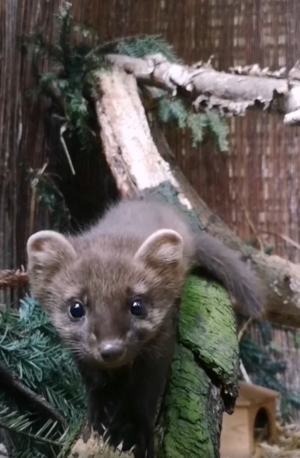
87,403,108,436
102,414,153,458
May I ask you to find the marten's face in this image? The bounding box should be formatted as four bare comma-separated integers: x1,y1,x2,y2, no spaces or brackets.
26,229,186,369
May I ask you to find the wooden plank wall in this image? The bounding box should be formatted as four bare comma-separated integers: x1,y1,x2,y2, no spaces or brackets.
2,0,300,417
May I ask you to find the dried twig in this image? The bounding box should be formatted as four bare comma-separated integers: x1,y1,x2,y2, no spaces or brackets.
239,361,252,384
238,196,265,252
238,317,253,342
0,270,28,290
238,318,253,384
261,230,300,251
29,161,48,236
60,124,76,175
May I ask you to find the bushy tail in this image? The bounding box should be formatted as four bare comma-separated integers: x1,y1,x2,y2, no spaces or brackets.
193,232,264,319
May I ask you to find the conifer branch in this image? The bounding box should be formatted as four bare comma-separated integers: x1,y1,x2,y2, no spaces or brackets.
0,363,67,427
0,422,59,447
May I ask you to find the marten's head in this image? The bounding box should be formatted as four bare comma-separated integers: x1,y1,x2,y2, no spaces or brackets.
26,229,186,369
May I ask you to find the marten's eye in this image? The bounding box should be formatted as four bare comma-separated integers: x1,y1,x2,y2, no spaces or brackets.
69,301,86,319
130,298,146,318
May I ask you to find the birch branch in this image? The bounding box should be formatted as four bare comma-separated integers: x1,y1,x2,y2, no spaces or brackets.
106,53,300,124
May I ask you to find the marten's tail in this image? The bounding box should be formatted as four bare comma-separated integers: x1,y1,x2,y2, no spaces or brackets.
192,232,264,319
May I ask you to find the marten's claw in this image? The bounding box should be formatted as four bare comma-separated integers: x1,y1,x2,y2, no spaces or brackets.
129,445,136,454
103,432,111,446
117,440,123,453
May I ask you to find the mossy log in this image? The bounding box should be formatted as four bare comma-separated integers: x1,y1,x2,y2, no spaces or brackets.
161,276,238,458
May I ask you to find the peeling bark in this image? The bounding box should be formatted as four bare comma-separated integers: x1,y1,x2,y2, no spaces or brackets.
106,54,300,124
94,68,194,209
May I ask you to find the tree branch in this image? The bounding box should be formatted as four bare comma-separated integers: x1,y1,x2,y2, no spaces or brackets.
94,68,300,328
0,363,66,427
150,116,300,328
106,54,300,123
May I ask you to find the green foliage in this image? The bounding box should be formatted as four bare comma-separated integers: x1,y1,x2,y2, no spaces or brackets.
21,1,229,156
0,296,86,457
239,320,300,420
116,34,178,62
148,93,228,151
28,170,71,232
21,1,110,156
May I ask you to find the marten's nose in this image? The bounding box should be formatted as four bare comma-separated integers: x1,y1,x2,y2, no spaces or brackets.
100,341,125,361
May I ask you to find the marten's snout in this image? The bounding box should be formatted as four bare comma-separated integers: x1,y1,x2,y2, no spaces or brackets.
99,341,125,362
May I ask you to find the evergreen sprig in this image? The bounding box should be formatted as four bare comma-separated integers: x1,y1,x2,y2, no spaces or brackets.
21,1,110,157
116,34,178,62
21,1,229,154
155,95,229,151
0,296,86,457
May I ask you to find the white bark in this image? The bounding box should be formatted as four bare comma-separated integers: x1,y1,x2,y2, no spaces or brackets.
106,53,300,123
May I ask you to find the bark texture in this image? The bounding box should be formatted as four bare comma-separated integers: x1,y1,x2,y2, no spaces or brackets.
106,54,300,124
0,270,28,290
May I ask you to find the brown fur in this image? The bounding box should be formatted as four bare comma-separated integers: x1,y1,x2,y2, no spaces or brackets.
26,197,264,458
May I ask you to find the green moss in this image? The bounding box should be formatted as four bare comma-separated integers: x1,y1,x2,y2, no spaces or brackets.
163,346,214,458
161,275,239,458
180,276,239,388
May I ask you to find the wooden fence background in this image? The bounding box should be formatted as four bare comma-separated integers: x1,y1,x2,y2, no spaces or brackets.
2,0,300,414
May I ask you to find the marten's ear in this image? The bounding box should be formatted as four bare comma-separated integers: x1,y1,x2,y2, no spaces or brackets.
134,229,183,267
27,230,76,274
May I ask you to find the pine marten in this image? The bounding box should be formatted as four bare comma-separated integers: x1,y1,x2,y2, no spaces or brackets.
26,197,264,458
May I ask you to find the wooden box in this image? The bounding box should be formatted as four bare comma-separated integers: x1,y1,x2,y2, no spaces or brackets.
220,381,280,458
